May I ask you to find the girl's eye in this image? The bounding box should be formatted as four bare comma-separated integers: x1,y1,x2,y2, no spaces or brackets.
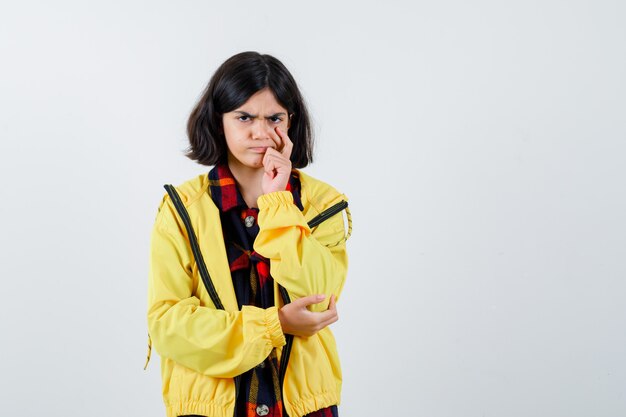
238,116,250,122
269,116,283,123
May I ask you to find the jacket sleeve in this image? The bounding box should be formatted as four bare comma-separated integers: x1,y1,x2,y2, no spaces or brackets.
147,198,286,378
253,191,349,312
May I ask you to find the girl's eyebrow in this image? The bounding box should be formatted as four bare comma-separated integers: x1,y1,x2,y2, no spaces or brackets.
234,111,286,118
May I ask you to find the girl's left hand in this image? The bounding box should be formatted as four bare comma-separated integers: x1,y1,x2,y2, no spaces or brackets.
261,127,293,194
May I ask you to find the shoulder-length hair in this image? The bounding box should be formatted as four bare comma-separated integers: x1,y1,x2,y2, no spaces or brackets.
186,51,314,168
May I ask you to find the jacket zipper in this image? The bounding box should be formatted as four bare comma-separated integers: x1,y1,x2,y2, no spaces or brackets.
278,286,293,391
164,184,225,310
307,200,348,228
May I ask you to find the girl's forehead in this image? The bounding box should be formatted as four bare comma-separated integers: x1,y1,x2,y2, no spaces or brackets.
236,88,286,112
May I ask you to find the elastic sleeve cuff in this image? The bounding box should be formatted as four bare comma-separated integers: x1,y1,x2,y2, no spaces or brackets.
264,306,286,348
257,191,294,210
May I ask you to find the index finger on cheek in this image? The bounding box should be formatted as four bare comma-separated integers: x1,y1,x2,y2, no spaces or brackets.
270,127,283,150
276,127,291,142
276,127,293,153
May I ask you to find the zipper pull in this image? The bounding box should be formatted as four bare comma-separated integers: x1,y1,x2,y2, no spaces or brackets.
143,333,152,370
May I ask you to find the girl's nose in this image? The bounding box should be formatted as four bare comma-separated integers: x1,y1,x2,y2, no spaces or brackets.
251,120,272,140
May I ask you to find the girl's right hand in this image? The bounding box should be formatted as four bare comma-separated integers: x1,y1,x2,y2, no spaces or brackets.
278,294,338,337
261,127,293,194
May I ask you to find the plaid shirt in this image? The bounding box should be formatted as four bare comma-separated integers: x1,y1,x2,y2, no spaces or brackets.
207,164,338,417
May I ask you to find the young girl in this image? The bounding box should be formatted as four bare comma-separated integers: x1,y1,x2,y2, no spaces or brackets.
147,51,351,417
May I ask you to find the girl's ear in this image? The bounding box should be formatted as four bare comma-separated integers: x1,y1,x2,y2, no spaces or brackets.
288,113,293,129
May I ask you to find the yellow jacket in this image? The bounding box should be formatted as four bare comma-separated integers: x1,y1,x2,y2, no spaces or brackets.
147,170,350,417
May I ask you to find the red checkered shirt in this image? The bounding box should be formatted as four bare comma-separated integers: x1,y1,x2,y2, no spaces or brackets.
207,164,338,417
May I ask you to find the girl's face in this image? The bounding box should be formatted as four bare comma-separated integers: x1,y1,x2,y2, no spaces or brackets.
222,88,291,170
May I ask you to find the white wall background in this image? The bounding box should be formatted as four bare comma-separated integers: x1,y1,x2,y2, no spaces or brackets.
1,0,625,416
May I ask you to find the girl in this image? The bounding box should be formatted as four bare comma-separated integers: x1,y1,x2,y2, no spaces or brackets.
147,51,351,417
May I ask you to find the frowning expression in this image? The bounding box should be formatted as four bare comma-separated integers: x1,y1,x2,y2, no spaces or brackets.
222,88,291,170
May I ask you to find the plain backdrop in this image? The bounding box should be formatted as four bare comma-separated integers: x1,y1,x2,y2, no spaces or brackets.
1,0,625,416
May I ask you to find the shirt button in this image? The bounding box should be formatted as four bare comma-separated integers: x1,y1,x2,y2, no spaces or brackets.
244,215,255,228
256,404,269,416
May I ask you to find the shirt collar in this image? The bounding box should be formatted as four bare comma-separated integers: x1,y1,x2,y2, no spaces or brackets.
208,164,303,212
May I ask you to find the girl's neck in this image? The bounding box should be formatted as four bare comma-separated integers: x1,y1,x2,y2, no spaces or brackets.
227,160,264,208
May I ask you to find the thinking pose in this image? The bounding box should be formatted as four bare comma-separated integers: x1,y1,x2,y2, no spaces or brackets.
147,51,351,417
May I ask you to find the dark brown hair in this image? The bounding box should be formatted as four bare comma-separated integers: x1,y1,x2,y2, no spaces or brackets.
186,51,313,167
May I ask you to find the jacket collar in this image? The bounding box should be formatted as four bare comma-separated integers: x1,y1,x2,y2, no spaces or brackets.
208,164,303,212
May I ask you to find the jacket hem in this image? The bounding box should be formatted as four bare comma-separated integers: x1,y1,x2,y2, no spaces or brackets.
165,400,234,417
286,390,340,417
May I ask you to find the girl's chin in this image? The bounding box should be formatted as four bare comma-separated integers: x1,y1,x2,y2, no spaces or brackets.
245,157,264,168
230,157,264,170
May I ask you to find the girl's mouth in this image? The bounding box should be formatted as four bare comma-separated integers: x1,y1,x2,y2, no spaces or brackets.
250,146,272,153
